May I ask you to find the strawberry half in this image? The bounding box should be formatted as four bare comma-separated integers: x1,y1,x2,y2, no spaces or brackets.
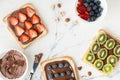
9,17,18,26
20,34,30,43
26,6,35,17
28,29,38,39
36,23,45,33
15,25,24,36
18,12,27,22
24,21,32,30
31,15,40,24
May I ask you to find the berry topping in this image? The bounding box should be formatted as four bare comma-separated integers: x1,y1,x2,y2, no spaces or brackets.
36,23,45,33
9,17,18,26
20,34,29,43
48,73,54,79
58,63,64,68
54,72,60,77
47,65,52,70
18,12,27,22
26,6,36,17
28,29,38,39
31,15,40,24
61,72,66,76
64,62,69,67
15,25,24,36
66,70,72,75
52,64,58,69
24,21,32,30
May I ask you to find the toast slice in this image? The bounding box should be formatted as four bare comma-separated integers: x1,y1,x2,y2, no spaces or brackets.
40,56,79,80
83,29,120,76
3,3,48,49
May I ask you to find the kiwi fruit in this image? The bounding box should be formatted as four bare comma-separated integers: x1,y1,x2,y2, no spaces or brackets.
97,32,107,44
102,64,113,75
91,42,100,54
107,55,118,66
85,52,95,63
97,48,108,60
105,39,115,50
114,45,120,57
94,59,103,70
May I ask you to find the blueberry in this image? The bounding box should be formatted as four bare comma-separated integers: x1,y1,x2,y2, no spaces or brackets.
87,7,92,12
61,72,66,76
48,73,54,79
86,0,90,3
94,0,99,3
52,64,58,69
58,63,64,68
54,72,60,77
98,7,103,12
47,65,52,70
90,2,94,6
84,3,89,7
93,5,97,10
70,77,75,80
88,17,95,22
90,11,94,16
96,13,101,17
95,9,99,13
96,1,101,5
66,70,72,75
64,62,69,67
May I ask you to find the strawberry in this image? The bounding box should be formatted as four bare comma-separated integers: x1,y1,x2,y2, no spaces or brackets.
24,21,32,30
9,17,18,26
36,23,45,33
18,12,27,22
15,25,24,36
77,6,86,14
26,6,36,17
20,34,30,43
31,15,40,24
28,29,38,39
79,13,90,20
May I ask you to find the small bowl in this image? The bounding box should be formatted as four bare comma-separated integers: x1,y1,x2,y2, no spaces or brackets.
0,49,28,80
75,0,108,23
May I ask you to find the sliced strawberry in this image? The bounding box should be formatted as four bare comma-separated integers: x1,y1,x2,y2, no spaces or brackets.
20,34,30,43
77,6,86,14
28,29,38,39
31,15,40,24
9,17,18,26
24,21,32,30
26,6,36,17
18,12,27,22
15,25,24,36
79,13,90,20
36,23,45,33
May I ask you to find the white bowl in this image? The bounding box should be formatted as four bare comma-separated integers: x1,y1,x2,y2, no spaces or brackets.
0,49,28,80
75,0,108,23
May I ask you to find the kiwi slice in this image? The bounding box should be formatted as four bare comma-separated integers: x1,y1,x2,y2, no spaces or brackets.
91,42,100,54
97,32,107,44
85,52,95,63
102,64,113,75
97,48,108,60
114,45,120,57
105,39,115,50
107,55,118,66
94,59,103,70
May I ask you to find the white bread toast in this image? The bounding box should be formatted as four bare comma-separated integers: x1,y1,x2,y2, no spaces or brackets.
40,56,79,80
3,3,48,49
83,29,120,76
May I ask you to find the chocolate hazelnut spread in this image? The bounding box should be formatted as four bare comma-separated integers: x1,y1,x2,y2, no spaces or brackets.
45,60,76,80
0,50,26,79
